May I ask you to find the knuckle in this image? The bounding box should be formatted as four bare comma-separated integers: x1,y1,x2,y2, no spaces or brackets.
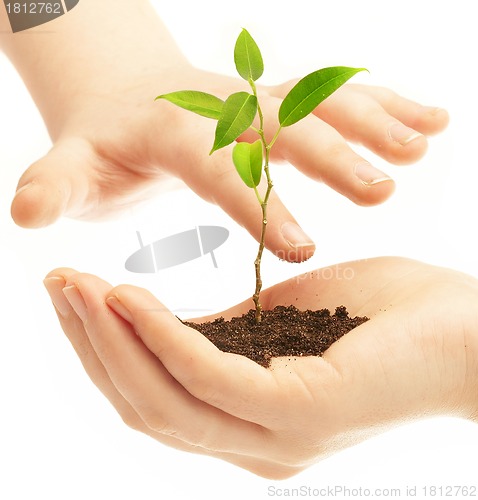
141,411,177,436
195,386,224,408
274,440,318,469
119,409,145,433
373,85,399,106
181,372,224,408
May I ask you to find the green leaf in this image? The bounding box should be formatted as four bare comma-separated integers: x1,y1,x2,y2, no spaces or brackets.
210,92,258,154
155,90,224,120
234,28,264,82
279,67,367,127
232,140,263,188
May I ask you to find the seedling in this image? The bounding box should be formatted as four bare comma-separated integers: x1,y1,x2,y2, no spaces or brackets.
157,29,366,323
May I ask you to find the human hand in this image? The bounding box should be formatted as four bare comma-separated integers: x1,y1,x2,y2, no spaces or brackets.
7,1,448,262
43,257,478,479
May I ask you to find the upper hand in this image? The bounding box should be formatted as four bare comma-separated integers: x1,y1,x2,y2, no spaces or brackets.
11,57,448,261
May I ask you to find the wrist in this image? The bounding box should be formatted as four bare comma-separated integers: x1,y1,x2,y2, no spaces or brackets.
448,276,478,422
1,0,188,138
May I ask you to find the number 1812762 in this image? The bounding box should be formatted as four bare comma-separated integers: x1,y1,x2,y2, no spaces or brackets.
5,3,62,14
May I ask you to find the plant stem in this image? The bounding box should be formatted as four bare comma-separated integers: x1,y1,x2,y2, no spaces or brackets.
249,80,277,323
252,149,273,323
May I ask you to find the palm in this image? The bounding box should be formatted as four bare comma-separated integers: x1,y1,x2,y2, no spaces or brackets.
194,257,477,462
47,70,245,219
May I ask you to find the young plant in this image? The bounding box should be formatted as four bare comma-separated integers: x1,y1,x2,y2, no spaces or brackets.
157,29,366,323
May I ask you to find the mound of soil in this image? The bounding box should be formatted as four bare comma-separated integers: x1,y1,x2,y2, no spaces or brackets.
184,305,368,368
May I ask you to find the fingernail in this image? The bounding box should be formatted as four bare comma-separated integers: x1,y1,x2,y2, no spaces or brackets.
106,295,133,324
389,123,423,145
43,276,72,318
13,182,34,199
354,162,392,186
425,106,447,116
281,222,315,248
63,284,88,323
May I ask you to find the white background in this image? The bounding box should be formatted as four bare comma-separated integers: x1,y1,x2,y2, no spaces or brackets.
1,1,477,499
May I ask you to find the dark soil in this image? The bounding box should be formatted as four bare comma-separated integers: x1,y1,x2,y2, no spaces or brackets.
184,305,368,368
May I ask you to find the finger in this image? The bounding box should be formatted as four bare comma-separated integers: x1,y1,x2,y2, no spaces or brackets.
220,164,316,262
62,273,271,455
309,85,428,165
11,138,93,228
105,284,283,427
43,270,202,450
241,93,395,207
350,84,450,136
44,272,293,474
43,270,153,438
271,81,447,166
154,107,315,263
269,109,395,207
106,282,356,473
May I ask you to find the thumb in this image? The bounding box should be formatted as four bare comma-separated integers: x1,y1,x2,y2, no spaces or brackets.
11,139,91,228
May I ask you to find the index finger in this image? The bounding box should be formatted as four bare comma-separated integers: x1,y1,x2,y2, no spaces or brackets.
106,284,283,425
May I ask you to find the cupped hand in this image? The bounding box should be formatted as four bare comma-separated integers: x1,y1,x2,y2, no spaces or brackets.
44,257,478,479
12,54,448,262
